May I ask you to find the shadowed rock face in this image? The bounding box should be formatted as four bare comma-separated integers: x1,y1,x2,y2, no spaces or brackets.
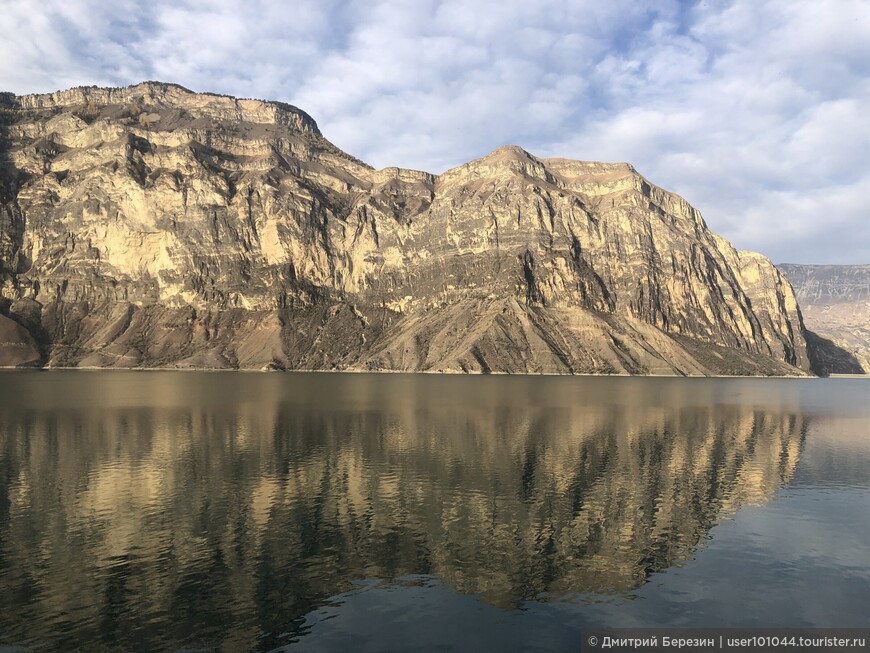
0,82,809,374
778,264,870,374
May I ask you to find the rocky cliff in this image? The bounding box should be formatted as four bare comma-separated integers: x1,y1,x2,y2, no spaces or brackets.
0,82,810,374
778,264,870,374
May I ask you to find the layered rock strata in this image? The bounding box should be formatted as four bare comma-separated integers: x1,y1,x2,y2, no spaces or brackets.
0,82,809,374
778,264,870,374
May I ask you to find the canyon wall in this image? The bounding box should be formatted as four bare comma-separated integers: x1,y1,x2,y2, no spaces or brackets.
779,264,869,374
0,82,810,374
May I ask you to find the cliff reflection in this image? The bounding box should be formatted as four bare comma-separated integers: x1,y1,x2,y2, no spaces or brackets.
0,373,806,650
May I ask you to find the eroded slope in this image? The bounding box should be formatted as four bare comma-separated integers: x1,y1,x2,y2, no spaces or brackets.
0,82,809,374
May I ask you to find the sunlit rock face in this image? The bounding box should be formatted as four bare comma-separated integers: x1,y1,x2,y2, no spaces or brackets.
0,82,809,374
778,264,870,374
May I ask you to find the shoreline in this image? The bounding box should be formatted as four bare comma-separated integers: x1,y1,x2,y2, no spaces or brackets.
0,365,838,379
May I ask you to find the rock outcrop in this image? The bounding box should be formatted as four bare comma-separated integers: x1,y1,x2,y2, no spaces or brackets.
0,82,810,374
778,264,870,374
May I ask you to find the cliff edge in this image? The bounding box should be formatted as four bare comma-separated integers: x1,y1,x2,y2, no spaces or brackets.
0,82,810,374
778,264,869,374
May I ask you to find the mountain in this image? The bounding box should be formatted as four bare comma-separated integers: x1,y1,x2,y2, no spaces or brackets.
0,82,810,374
778,264,870,374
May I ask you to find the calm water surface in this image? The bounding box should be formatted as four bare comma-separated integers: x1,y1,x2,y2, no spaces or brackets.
0,372,868,651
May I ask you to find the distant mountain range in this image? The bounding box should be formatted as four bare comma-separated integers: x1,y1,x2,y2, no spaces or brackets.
778,264,870,374
0,82,846,375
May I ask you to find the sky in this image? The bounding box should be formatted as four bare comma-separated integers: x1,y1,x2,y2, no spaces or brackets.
1,0,868,264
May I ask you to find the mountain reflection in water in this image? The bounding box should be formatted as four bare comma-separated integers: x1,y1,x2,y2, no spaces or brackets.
0,372,812,650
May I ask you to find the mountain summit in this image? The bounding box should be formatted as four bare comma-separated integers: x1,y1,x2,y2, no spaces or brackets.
0,82,809,374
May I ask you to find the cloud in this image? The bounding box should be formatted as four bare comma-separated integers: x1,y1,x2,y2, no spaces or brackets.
543,0,870,263
0,0,867,263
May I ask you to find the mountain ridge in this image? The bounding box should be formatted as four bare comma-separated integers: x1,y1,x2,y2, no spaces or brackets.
0,82,812,374
778,264,869,374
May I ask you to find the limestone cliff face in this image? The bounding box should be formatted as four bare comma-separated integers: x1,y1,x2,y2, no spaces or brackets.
0,82,809,374
778,264,870,374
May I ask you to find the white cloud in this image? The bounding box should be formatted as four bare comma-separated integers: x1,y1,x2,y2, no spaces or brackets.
0,0,867,263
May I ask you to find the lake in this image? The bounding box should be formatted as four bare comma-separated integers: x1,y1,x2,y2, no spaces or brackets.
1,371,868,652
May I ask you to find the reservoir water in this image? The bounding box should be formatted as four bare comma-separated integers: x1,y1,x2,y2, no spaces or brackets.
1,371,868,651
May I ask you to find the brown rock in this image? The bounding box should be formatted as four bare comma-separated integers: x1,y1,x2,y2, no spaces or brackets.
778,264,870,374
0,82,811,374
0,313,41,366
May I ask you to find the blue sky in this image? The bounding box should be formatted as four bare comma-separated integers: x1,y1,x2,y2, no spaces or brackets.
2,0,868,263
